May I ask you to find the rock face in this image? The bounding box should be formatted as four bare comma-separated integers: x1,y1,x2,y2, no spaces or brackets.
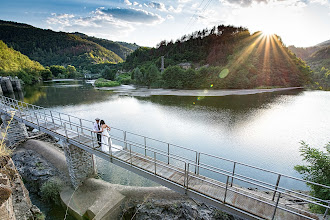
12,149,56,193
121,199,239,220
0,158,43,220
1,114,28,146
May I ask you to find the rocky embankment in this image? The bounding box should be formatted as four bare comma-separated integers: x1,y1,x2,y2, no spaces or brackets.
0,157,43,220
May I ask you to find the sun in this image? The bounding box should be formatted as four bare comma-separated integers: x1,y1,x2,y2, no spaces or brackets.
261,29,274,37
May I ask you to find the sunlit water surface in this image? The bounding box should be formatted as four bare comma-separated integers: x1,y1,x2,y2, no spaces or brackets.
13,81,330,190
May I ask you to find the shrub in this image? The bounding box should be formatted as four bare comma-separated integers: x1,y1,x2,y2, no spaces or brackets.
94,78,121,87
40,178,63,205
294,141,330,213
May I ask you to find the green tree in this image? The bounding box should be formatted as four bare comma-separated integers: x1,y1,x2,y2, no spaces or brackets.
162,66,186,89
40,69,53,81
49,65,66,78
294,141,330,213
66,65,77,79
145,64,161,87
132,67,143,84
102,67,116,80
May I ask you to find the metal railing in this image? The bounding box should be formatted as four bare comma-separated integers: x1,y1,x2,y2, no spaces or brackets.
0,95,329,220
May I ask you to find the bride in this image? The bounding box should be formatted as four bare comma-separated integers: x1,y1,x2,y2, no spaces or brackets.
99,120,122,153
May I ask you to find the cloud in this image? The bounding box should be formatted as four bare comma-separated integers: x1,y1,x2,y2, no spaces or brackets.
124,0,132,6
99,8,164,24
220,0,307,7
47,13,75,26
168,4,183,13
166,14,174,20
147,2,167,11
133,1,139,6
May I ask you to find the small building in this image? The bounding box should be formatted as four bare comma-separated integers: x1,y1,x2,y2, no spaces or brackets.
177,62,192,70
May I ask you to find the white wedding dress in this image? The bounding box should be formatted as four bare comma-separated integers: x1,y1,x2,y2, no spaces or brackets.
100,128,122,153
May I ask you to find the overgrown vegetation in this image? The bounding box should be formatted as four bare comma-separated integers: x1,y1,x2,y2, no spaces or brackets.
94,78,121,87
40,178,63,205
0,112,14,160
294,141,330,213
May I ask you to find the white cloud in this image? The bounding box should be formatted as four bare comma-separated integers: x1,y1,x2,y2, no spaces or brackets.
124,0,132,6
166,14,174,20
133,1,139,6
168,4,183,13
148,2,167,11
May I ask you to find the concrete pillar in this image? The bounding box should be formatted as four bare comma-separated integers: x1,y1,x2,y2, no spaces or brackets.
0,85,3,95
11,79,22,91
0,78,14,93
1,114,28,146
63,142,96,188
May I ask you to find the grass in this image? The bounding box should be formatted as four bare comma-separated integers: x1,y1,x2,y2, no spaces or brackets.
0,112,14,167
94,78,121,87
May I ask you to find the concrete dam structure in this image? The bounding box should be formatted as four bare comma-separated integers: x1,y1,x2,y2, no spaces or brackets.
0,76,22,94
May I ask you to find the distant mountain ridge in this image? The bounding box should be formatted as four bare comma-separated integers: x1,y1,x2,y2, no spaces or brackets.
289,39,330,70
0,20,138,69
72,32,139,60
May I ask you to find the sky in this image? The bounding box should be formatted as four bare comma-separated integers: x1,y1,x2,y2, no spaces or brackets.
0,0,329,47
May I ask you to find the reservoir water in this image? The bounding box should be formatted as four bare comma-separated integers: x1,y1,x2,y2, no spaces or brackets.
12,80,330,190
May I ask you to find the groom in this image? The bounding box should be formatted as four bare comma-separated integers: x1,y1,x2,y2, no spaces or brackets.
94,118,102,147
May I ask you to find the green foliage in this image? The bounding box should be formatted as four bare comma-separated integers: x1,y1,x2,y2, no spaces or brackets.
101,67,117,80
116,73,132,85
144,64,161,87
294,141,330,213
40,69,53,81
49,65,66,78
0,20,124,70
94,78,121,87
124,26,311,89
40,178,63,205
0,40,44,84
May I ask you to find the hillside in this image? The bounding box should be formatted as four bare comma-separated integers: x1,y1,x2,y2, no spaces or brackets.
0,40,45,84
0,20,126,69
289,40,330,90
73,32,139,60
125,25,311,89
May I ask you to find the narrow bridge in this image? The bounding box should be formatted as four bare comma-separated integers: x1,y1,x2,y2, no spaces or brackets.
0,95,329,220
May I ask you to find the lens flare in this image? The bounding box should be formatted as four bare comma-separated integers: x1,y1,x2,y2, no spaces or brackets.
219,69,229,78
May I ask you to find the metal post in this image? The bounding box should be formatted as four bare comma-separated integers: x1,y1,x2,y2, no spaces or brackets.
231,162,236,187
91,131,95,148
271,192,281,220
224,176,230,203
59,113,62,126
195,151,198,174
109,138,113,162
64,123,68,138
197,152,200,175
167,143,170,164
68,116,72,130
184,163,187,187
323,201,329,219
50,111,54,124
154,152,157,174
123,131,127,149
130,144,132,165
80,119,83,133
34,113,40,128
272,174,281,201
16,101,23,122
186,163,190,190
144,137,147,156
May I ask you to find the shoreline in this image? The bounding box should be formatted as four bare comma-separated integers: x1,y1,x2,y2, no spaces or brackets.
95,85,304,97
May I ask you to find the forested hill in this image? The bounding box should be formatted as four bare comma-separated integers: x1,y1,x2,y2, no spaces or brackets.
289,40,330,90
125,25,311,89
0,40,45,84
0,20,137,69
73,32,139,60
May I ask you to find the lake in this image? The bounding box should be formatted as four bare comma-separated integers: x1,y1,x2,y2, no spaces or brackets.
11,80,330,190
